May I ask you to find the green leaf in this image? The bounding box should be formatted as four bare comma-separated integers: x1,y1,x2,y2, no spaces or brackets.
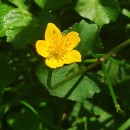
20,100,38,115
4,9,32,42
0,4,32,42
104,58,130,85
8,0,30,10
0,4,13,37
122,9,130,18
0,4,13,20
6,27,22,42
36,64,100,101
3,9,32,29
12,12,57,48
118,118,130,130
75,0,120,26
11,21,40,48
34,0,46,8
67,20,102,57
0,54,16,87
83,100,112,123
35,0,71,10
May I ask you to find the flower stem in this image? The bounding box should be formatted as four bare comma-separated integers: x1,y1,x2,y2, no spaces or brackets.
48,38,130,89
83,59,98,63
101,38,130,60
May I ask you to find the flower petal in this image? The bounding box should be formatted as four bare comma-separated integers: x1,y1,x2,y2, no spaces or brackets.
45,58,64,68
64,50,81,64
64,31,80,51
45,23,62,42
36,40,50,58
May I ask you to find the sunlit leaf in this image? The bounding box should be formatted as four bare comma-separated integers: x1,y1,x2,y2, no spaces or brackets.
0,4,13,37
0,4,32,42
6,27,22,42
12,12,57,48
75,0,120,26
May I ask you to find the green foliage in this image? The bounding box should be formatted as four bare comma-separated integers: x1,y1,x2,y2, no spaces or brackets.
105,58,130,85
34,0,71,10
0,0,130,129
37,63,100,101
75,0,120,26
8,0,30,10
34,0,46,9
11,12,56,48
0,4,13,37
0,3,32,42
68,20,101,57
122,9,130,18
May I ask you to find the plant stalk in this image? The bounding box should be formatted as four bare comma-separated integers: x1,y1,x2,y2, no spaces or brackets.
47,38,130,89
101,62,123,113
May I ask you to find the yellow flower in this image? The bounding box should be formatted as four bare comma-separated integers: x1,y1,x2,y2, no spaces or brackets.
36,23,81,68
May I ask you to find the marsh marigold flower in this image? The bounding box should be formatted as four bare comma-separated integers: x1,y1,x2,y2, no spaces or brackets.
36,23,81,68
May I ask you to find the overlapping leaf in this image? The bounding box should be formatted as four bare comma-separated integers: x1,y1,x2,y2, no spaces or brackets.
67,20,102,57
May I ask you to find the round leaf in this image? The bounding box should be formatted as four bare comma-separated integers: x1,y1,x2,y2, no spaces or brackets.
36,64,100,101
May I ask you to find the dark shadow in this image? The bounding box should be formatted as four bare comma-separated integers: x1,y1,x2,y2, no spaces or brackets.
64,75,84,99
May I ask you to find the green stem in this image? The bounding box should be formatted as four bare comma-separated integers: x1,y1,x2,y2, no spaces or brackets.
47,38,130,89
101,62,117,105
83,59,98,63
101,39,130,60
101,62,123,112
83,117,87,130
52,60,100,89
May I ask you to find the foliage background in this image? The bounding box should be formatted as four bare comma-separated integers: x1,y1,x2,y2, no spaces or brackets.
0,0,130,129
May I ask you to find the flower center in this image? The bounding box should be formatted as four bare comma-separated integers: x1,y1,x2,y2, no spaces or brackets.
48,39,67,60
